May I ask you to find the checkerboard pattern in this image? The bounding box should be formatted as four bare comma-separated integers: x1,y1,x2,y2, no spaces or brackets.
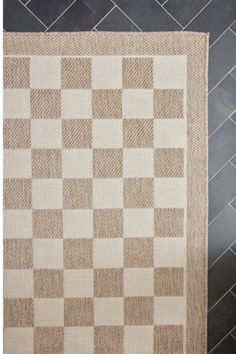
4,54,187,354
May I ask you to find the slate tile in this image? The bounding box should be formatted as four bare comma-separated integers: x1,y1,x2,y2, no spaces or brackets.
97,7,140,31
209,118,236,179
4,0,46,31
49,0,113,31
211,334,236,353
208,292,236,351
185,0,236,44
209,75,236,135
113,0,181,31
208,204,236,266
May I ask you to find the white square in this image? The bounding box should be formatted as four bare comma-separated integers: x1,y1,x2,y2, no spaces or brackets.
33,239,63,269
61,89,92,119
154,178,186,208
62,149,92,178
94,239,123,268
124,269,154,296
63,210,93,238
34,298,64,326
33,179,62,209
4,210,32,239
124,209,154,238
4,89,30,118
31,120,62,148
154,297,185,324
154,238,186,267
154,119,187,148
4,328,33,354
64,327,94,354
4,149,31,178
30,56,61,89
94,298,123,325
124,326,153,354
93,178,123,208
92,120,122,148
92,56,122,89
124,149,154,177
64,269,93,298
123,90,153,119
4,270,33,298
154,55,187,89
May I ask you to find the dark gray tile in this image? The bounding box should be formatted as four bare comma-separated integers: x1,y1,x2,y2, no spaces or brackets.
96,7,140,31
113,0,181,31
211,334,236,353
4,0,46,31
209,118,236,179
209,75,236,135
185,0,236,44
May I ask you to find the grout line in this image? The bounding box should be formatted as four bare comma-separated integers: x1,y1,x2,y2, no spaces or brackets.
17,0,48,29
45,0,78,32
153,0,184,28
208,153,236,183
230,247,236,256
230,72,236,80
208,241,236,270
162,0,169,5
110,0,142,31
25,0,31,5
229,200,236,210
209,328,236,353
210,20,236,48
208,283,236,312
209,66,236,94
230,330,236,339
183,0,213,29
229,116,236,125
229,26,236,36
229,161,236,169
208,200,235,226
208,117,229,140
92,5,116,30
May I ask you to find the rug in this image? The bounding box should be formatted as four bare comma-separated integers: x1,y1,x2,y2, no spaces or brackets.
3,32,208,354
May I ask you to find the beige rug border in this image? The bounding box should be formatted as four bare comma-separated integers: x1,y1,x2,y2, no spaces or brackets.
4,31,209,354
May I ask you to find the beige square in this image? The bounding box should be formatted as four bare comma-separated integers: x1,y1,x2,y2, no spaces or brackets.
154,268,184,296
34,298,64,326
94,209,123,238
64,327,94,354
124,326,153,354
4,178,32,209
93,178,123,208
154,325,183,354
94,298,123,325
4,210,32,239
92,89,122,119
94,269,123,297
93,119,122,148
123,89,153,119
4,57,30,89
124,209,154,238
33,179,62,209
34,269,63,298
62,119,92,148
33,210,63,239
124,149,154,177
94,239,123,268
95,326,123,354
65,298,93,326
154,89,184,119
124,268,153,296
154,119,187,148
123,57,153,89
30,56,61,89
4,328,33,354
63,179,93,209
32,149,62,178
31,89,61,119
64,239,93,269
64,269,93,297
154,55,187,89
123,119,153,148
124,297,153,325
4,149,31,178
154,178,186,208
155,208,184,237
92,56,122,88
4,89,30,118
4,270,33,298
93,149,123,178
62,149,92,178
154,148,184,177
33,239,63,269
61,57,91,89
4,239,33,269
34,327,64,354
154,297,185,324
124,238,153,268
4,119,31,149
63,210,93,238
124,178,153,208
31,120,62,148
61,89,92,119
4,298,33,327
154,238,186,267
